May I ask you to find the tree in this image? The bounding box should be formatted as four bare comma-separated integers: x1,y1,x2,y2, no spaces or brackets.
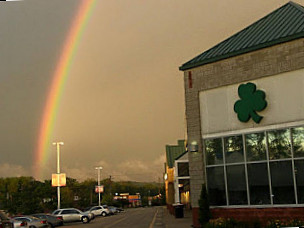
198,183,211,227
234,82,267,123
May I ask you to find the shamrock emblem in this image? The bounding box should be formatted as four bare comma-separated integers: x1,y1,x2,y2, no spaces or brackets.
234,82,267,123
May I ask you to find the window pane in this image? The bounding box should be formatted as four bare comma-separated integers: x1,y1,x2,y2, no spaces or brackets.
267,129,291,160
292,127,304,158
206,167,226,206
270,161,295,204
226,165,248,205
205,138,223,165
224,135,244,163
246,132,267,161
177,162,189,177
295,160,304,203
247,163,270,205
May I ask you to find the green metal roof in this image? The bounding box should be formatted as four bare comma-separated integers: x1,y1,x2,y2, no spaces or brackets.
180,1,304,71
166,140,186,168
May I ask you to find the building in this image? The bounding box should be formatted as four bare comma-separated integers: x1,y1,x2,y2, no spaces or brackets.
174,151,190,209
165,140,187,213
113,193,141,207
180,2,304,227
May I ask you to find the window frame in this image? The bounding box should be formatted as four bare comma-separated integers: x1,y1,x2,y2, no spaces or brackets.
204,124,304,208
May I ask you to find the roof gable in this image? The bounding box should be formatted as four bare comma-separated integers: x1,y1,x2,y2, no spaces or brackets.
180,1,304,71
166,140,186,168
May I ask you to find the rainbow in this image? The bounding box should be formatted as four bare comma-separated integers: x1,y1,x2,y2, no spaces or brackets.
33,0,97,180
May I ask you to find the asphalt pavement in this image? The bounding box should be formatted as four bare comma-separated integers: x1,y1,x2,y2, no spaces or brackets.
62,206,193,228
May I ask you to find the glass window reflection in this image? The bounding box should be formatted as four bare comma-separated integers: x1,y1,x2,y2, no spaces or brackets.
270,161,295,204
295,160,304,203
226,165,248,205
292,127,304,158
268,129,291,160
246,132,267,161
247,163,270,205
205,138,223,165
207,167,226,206
224,135,244,163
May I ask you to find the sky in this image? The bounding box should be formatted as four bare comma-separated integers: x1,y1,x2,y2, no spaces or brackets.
0,0,302,182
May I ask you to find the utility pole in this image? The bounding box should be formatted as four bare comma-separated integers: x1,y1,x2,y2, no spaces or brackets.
95,167,102,206
53,142,64,209
109,175,112,196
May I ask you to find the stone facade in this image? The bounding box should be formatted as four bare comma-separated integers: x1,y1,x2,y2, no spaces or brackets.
183,38,304,227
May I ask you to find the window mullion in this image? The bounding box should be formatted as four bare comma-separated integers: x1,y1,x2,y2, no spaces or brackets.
265,131,273,205
243,134,250,205
290,128,298,204
222,137,229,206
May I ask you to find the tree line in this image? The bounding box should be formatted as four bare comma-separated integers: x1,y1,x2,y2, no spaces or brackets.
0,176,165,215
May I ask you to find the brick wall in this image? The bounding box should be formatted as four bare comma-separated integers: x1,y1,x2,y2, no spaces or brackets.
192,206,304,227
211,207,304,225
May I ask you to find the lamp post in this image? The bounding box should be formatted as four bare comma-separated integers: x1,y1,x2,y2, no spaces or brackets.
95,167,102,206
53,142,64,209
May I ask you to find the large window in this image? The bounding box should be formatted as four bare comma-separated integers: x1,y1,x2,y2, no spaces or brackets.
205,138,223,165
224,135,244,163
177,162,189,177
205,126,304,207
206,167,226,206
247,163,270,205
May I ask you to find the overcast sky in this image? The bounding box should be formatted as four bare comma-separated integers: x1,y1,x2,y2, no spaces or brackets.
0,0,302,182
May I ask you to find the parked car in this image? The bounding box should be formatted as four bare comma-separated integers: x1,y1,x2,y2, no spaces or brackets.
0,211,14,228
108,206,118,214
84,205,110,217
116,207,124,213
32,214,63,227
12,216,48,228
52,208,91,224
10,218,27,227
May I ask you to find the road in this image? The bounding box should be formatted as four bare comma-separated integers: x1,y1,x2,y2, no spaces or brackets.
62,207,164,228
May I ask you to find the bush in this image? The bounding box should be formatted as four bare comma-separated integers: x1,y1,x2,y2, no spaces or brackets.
265,219,304,228
198,183,211,227
206,218,261,228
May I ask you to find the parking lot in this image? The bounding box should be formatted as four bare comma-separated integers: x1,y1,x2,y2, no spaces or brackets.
62,207,159,228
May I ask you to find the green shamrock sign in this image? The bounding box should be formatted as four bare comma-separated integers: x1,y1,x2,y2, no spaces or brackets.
234,82,267,123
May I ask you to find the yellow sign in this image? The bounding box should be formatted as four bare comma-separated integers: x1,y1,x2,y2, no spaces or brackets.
52,173,66,187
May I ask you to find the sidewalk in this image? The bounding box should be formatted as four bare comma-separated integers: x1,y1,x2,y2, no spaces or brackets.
162,206,193,228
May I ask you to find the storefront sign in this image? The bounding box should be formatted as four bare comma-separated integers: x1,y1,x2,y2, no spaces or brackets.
234,82,267,123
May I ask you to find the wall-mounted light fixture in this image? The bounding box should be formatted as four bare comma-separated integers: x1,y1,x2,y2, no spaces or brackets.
189,140,198,152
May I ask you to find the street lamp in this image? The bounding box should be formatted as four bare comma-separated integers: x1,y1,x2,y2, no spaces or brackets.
95,167,103,206
53,142,64,209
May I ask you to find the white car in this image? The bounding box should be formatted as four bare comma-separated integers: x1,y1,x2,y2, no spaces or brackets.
52,208,92,224
85,206,110,217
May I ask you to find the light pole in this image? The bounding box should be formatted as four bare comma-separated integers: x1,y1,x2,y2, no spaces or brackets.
95,167,102,206
53,142,64,209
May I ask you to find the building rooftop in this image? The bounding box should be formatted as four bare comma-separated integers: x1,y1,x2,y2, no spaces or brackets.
180,1,304,71
166,140,186,168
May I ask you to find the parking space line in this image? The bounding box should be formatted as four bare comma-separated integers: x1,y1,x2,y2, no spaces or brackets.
149,209,158,228
103,216,129,228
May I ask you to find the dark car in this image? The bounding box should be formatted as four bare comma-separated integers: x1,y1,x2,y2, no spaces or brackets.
32,214,63,227
0,211,13,228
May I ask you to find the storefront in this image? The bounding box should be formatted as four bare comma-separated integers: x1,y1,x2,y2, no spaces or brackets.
180,2,304,227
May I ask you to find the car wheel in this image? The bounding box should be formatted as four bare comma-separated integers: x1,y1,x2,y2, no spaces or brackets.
81,216,90,224
101,212,106,217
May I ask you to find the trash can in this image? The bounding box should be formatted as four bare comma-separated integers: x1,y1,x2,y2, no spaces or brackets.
173,203,184,218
